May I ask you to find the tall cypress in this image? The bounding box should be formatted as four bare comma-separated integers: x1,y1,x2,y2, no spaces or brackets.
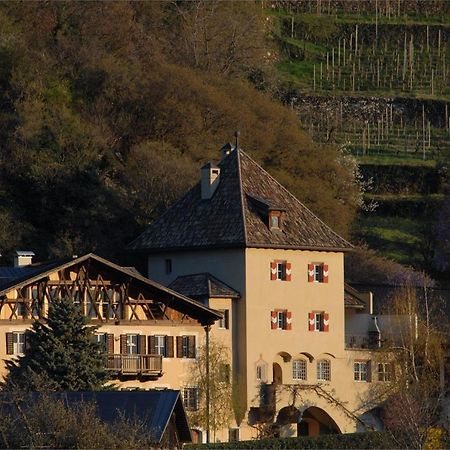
4,298,109,391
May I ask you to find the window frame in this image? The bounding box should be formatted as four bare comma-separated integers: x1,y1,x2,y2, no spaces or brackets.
256,362,267,382
317,359,331,382
314,312,324,331
218,309,229,330
182,387,199,411
354,361,369,382
155,335,166,357
126,334,139,355
313,263,324,283
277,310,287,330
292,359,307,381
377,363,392,382
276,261,286,281
12,331,26,355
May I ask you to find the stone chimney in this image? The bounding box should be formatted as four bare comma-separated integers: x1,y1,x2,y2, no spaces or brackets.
14,250,35,267
201,163,220,200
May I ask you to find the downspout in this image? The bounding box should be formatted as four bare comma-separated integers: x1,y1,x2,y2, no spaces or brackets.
204,324,211,444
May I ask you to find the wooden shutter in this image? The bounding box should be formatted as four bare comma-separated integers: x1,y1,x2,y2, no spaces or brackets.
120,334,127,354
188,336,196,358
166,336,174,358
176,336,183,358
270,261,277,280
107,334,115,354
148,336,156,354
139,335,147,355
323,313,329,332
270,311,277,329
308,312,315,331
286,311,292,330
308,264,314,282
224,310,229,329
6,332,14,355
285,262,292,281
323,264,329,283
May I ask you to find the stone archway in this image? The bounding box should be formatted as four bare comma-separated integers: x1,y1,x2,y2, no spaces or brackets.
272,362,283,385
297,406,341,437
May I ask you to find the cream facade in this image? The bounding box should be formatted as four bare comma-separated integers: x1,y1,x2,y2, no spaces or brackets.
127,146,404,442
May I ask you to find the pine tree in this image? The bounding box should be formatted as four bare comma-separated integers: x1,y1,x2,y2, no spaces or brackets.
3,298,109,391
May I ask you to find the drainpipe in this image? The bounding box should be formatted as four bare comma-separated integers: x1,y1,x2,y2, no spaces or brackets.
204,324,211,443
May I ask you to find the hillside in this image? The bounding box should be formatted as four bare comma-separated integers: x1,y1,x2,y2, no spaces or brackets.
271,0,450,280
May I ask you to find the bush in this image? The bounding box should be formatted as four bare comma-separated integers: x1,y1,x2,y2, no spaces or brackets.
185,431,407,449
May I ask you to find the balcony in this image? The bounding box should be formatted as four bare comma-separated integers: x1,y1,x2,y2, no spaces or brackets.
106,354,163,377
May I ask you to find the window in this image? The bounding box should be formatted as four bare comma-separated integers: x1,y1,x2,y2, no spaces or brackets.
277,262,286,280
378,363,392,382
74,289,82,311
155,335,166,357
182,387,199,411
354,361,370,382
95,333,107,352
308,312,329,332
30,287,39,317
229,428,240,442
126,334,139,355
271,260,291,281
218,310,229,329
277,310,286,329
87,289,98,318
177,335,196,358
308,263,329,283
6,332,26,355
292,360,307,381
314,312,324,331
17,302,26,317
317,359,331,381
256,363,267,382
165,259,172,274
271,310,292,330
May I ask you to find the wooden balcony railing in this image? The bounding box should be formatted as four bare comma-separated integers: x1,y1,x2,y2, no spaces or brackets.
106,354,163,376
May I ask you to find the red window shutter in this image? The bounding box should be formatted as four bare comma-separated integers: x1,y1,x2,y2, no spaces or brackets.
308,312,315,331
308,263,314,282
323,264,329,283
286,311,292,330
286,262,292,282
270,261,277,280
323,313,330,332
270,311,277,329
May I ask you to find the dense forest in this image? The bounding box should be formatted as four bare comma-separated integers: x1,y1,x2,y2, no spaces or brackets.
0,1,363,260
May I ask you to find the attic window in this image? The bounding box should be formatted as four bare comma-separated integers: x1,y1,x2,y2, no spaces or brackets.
269,211,282,230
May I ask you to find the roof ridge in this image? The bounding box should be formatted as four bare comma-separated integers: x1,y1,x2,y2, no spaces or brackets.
238,149,353,250
236,149,249,246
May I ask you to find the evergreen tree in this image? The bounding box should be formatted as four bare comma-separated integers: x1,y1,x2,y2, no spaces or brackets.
3,298,109,391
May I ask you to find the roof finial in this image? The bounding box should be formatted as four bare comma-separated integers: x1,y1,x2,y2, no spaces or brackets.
234,130,240,149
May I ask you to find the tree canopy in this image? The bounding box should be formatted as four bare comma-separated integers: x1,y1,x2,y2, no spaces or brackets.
3,298,109,391
0,1,362,260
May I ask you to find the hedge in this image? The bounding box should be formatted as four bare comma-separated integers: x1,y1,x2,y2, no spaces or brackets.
185,431,409,449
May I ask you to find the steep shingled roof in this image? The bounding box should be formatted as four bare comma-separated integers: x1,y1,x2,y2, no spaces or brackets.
128,149,352,252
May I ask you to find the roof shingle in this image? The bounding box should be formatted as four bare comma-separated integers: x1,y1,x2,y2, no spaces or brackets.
128,149,352,252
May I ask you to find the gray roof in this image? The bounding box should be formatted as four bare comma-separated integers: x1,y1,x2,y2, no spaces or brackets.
128,149,352,252
344,283,367,309
169,273,241,299
0,390,191,444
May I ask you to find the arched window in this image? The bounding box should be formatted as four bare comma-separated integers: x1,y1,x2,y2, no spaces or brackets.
317,359,331,381
292,359,307,381
255,361,268,382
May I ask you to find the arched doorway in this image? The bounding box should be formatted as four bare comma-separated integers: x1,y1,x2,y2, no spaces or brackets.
297,407,341,437
272,362,282,385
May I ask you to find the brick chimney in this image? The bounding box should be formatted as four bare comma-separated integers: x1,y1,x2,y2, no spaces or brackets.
201,163,220,200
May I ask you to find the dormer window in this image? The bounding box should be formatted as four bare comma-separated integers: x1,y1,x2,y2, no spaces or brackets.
269,212,281,230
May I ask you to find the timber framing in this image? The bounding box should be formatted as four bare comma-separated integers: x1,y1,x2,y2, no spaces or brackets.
0,253,221,326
